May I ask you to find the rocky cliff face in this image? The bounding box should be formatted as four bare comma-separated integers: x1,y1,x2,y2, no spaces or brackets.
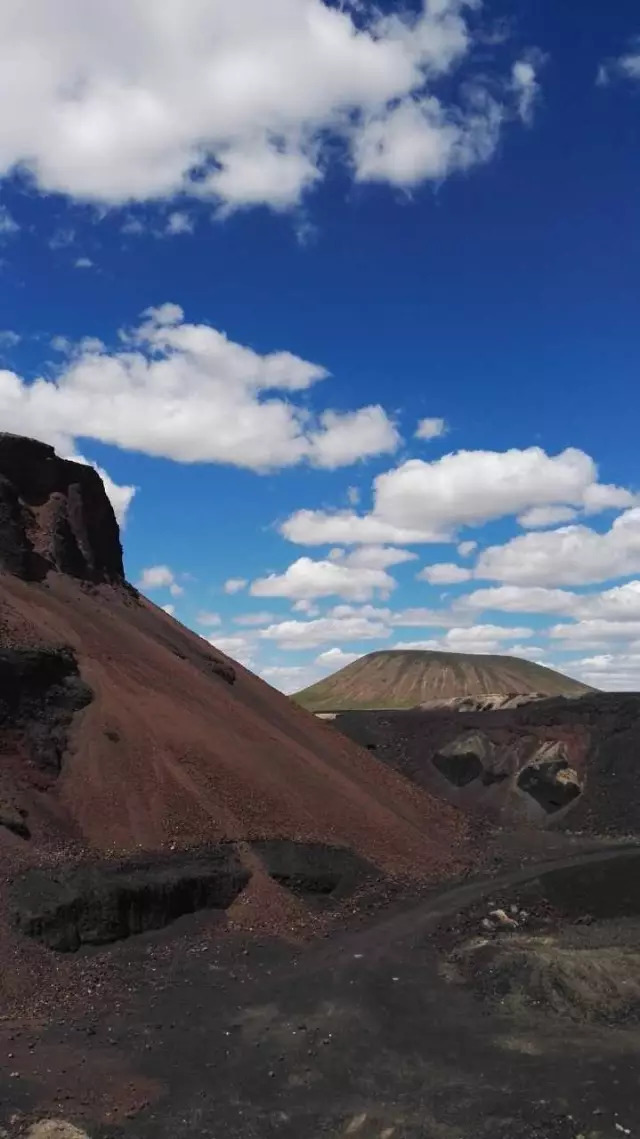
0,433,124,583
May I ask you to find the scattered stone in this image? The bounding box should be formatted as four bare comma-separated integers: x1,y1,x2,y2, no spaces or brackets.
489,909,519,929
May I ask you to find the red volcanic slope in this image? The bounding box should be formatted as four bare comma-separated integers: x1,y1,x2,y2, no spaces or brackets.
0,435,468,884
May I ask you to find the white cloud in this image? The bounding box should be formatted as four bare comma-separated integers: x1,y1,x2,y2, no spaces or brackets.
393,623,533,655
138,564,184,595
619,53,640,80
598,43,640,86
260,614,390,649
328,603,392,621
259,662,323,693
0,206,18,237
549,619,640,647
460,584,577,615
458,540,477,557
417,562,472,584
233,610,277,627
250,554,396,602
389,606,463,628
162,603,176,616
315,646,360,670
292,599,320,616
197,611,222,626
341,545,417,570
0,304,399,471
512,57,540,124
568,652,640,691
477,509,640,587
306,406,400,468
223,578,248,594
0,330,20,348
74,257,94,268
346,485,360,506
282,447,633,546
415,416,447,440
575,580,640,622
69,452,136,525
281,509,441,546
517,505,578,529
0,0,537,214
165,211,194,236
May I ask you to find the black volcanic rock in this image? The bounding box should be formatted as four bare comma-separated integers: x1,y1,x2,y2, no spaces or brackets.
12,846,251,951
0,646,93,775
0,433,124,583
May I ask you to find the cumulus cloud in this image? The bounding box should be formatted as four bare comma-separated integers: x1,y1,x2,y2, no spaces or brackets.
165,211,194,236
569,652,640,691
549,619,640,648
259,663,319,693
417,562,472,584
161,603,176,616
334,545,417,570
415,416,447,440
0,304,399,471
598,41,640,86
0,330,20,348
517,505,578,529
512,57,540,123
250,554,396,602
315,646,360,670
458,540,477,557
393,623,533,655
138,564,184,596
259,613,391,649
460,584,577,615
282,447,634,546
476,509,640,587
74,257,94,269
0,0,538,214
223,578,248,594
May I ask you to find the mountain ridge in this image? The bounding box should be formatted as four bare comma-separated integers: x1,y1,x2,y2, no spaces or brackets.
294,648,594,712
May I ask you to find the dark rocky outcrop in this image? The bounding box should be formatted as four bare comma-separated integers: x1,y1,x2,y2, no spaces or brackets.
251,840,373,900
0,646,93,775
331,694,640,834
12,846,251,951
0,433,124,583
517,759,582,814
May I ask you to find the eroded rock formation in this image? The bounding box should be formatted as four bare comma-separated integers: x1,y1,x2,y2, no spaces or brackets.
0,433,124,583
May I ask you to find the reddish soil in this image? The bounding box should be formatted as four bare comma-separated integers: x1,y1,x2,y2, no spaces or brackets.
0,573,468,873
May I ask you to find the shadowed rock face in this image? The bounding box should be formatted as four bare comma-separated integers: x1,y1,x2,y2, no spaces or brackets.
0,433,124,583
251,840,373,901
12,847,251,951
0,646,93,776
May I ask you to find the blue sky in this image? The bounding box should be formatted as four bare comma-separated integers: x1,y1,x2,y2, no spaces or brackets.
1,0,640,691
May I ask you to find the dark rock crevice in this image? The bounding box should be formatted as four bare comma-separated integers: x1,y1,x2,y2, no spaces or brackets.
433,751,484,788
251,840,373,902
0,646,93,776
12,846,251,952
